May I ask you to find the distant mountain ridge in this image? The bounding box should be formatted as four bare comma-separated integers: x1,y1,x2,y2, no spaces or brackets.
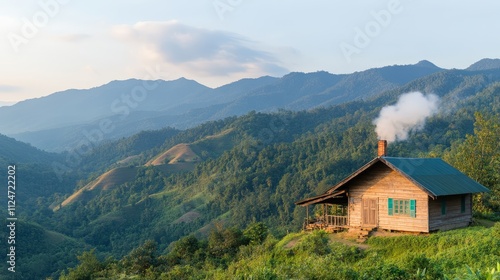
0,133,59,165
467,58,500,71
2,59,497,151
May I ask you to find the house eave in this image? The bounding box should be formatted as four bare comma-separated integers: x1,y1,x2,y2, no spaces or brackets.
295,190,346,206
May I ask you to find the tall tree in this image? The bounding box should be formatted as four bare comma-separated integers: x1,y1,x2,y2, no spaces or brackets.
445,112,500,213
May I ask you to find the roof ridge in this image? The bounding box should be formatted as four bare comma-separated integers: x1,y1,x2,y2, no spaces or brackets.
382,156,442,160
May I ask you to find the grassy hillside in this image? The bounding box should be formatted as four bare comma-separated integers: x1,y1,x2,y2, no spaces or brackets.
59,223,500,279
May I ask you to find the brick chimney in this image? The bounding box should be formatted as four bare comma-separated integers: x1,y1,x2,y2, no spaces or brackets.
378,140,387,157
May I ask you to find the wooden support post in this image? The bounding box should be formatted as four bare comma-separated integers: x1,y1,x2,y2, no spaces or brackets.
323,204,326,227
347,200,350,227
306,205,309,230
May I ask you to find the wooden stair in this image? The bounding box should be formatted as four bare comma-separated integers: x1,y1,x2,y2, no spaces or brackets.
350,227,375,243
325,225,343,233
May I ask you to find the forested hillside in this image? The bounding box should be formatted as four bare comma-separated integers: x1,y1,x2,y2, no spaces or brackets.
1,68,499,279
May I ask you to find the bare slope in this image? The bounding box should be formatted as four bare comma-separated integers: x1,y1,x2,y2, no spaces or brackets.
147,128,235,166
53,166,138,210
147,144,200,165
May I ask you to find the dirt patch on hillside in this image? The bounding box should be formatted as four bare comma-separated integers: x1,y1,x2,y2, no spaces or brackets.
148,144,200,166
53,166,137,211
329,232,370,250
283,237,301,249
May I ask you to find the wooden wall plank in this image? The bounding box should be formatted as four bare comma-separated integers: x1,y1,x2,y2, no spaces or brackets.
429,194,472,231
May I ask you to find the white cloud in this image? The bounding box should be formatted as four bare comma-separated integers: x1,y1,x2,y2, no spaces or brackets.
112,21,288,79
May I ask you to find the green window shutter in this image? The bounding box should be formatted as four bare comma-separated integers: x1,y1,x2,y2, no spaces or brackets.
441,199,446,215
410,199,416,218
388,198,393,216
461,196,466,213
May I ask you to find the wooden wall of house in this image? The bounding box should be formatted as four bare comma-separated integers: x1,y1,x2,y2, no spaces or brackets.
428,194,472,231
347,162,430,232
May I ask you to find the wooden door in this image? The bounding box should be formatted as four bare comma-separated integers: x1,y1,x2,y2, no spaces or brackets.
362,198,378,226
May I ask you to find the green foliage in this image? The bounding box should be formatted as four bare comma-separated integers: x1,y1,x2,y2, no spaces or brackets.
445,112,500,213
458,263,500,280
121,240,159,275
208,224,249,266
403,253,444,279
0,219,88,280
60,250,104,280
168,235,206,266
295,230,331,255
160,265,205,280
243,222,269,245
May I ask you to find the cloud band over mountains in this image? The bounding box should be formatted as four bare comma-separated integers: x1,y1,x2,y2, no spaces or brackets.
112,21,288,78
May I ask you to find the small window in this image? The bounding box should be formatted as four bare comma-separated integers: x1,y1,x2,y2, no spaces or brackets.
394,199,409,215
388,198,416,218
441,199,446,215
461,196,466,213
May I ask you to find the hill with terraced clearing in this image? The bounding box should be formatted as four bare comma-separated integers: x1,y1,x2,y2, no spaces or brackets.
56,128,239,212
53,166,139,210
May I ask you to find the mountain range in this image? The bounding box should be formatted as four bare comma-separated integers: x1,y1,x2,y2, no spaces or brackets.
1,60,447,151
4,58,500,153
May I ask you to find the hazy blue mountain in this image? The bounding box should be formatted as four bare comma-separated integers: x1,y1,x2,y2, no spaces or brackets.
0,78,211,135
4,60,496,152
2,76,278,151
467,58,500,71
291,60,443,109
0,133,60,165
186,61,444,118
211,75,279,99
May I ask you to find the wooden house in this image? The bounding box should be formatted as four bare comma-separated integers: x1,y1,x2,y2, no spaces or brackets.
295,140,490,233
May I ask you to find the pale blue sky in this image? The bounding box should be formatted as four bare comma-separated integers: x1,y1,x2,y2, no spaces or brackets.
1,0,499,103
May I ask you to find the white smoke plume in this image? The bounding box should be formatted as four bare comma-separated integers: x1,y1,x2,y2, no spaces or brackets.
373,91,440,143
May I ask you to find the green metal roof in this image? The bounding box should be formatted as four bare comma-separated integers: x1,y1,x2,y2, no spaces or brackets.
381,157,490,197
297,156,490,205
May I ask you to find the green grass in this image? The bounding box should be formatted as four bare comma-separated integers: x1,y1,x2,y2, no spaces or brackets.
214,224,500,279
57,222,500,279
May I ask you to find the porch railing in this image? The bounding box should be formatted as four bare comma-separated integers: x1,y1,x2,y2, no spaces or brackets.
326,215,348,227
304,215,348,230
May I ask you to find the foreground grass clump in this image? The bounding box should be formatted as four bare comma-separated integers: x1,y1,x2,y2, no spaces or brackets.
61,223,500,279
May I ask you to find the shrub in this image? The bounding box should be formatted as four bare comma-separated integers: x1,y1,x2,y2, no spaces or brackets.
295,230,330,255
359,263,409,280
403,253,444,280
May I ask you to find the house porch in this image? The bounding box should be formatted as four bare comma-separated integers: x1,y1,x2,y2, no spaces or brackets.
295,190,349,232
